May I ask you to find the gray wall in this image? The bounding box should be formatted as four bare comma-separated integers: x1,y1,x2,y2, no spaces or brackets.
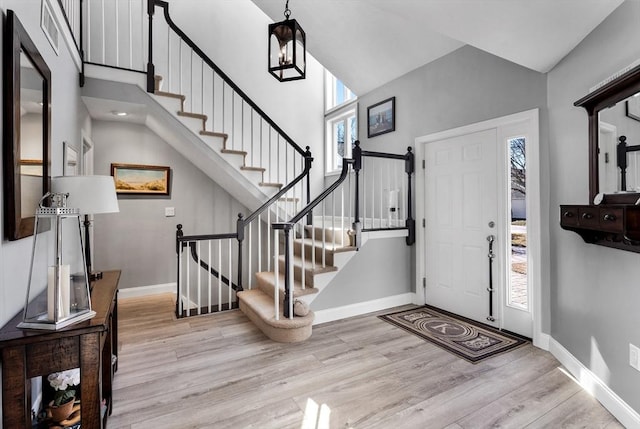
0,0,91,327
548,0,640,413
311,237,411,311
92,120,249,289
346,45,549,320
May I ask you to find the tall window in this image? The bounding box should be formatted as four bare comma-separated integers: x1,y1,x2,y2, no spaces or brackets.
325,71,356,174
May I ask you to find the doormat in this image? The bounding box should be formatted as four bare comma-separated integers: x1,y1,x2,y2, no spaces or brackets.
379,305,528,363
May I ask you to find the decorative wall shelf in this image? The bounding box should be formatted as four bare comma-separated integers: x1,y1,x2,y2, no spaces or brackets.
560,204,640,252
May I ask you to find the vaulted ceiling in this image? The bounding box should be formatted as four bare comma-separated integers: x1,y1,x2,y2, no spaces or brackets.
252,0,625,95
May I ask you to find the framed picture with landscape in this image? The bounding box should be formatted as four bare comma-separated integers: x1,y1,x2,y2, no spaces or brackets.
110,163,170,195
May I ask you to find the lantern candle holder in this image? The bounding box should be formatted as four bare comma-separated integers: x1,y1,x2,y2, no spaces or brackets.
18,192,95,330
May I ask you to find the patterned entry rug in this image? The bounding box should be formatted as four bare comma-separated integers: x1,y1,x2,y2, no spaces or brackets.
379,305,528,363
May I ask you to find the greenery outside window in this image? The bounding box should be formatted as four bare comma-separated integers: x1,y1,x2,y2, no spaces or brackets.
325,71,357,174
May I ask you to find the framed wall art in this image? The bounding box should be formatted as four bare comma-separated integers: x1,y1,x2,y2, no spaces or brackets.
367,96,395,138
63,141,79,176
110,163,171,195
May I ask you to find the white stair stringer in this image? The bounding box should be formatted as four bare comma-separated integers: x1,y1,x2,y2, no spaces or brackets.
81,76,277,212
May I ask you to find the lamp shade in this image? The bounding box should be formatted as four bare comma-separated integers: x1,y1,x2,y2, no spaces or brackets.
51,176,119,214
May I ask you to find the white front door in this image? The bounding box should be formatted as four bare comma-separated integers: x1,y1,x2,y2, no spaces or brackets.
424,129,501,325
418,110,539,341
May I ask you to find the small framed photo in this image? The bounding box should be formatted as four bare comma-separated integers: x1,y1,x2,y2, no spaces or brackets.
41,0,60,55
367,96,395,138
63,142,79,176
111,163,171,195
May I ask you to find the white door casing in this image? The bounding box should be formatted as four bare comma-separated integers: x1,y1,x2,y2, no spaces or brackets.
415,109,541,343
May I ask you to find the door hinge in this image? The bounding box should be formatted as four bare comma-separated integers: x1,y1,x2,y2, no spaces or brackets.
422,159,426,169
422,277,426,288
422,218,426,228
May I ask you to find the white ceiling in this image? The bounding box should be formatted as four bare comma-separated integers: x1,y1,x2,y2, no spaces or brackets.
252,0,625,95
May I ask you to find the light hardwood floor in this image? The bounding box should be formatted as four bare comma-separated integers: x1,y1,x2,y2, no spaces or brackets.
109,293,623,429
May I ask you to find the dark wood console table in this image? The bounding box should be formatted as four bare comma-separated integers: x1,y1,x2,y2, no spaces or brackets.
0,270,120,429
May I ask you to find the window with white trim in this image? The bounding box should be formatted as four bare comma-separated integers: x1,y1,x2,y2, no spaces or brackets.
325,71,357,174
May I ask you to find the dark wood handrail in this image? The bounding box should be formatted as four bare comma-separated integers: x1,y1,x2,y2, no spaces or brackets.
243,147,313,225
288,158,353,226
149,0,306,156
175,225,240,291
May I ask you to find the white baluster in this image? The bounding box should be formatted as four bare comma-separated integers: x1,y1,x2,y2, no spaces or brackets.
218,240,222,312
196,241,201,315
274,230,279,320
228,239,232,309
208,240,212,313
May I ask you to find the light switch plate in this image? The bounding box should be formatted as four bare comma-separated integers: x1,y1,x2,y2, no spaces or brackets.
165,207,175,217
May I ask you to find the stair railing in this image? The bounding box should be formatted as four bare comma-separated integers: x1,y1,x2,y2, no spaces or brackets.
273,159,355,319
175,149,313,317
82,0,307,191
262,141,415,321
352,141,415,247
147,0,307,188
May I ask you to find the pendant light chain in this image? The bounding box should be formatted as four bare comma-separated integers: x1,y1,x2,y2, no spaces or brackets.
284,0,291,19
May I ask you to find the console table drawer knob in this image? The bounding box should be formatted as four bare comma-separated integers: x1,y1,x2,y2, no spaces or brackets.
603,213,616,221
582,212,593,219
563,211,574,218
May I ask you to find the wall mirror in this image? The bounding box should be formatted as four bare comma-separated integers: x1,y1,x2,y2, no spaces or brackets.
575,64,640,204
3,10,51,240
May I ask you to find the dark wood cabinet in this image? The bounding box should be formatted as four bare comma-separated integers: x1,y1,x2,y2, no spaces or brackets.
0,270,120,429
560,205,640,251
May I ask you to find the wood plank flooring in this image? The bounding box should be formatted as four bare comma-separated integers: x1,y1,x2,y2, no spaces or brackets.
108,293,623,429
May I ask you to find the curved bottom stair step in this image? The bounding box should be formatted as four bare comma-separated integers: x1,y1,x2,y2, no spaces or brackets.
238,289,313,343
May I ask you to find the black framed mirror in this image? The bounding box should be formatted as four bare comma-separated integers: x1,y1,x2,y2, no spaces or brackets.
575,64,640,205
3,10,51,240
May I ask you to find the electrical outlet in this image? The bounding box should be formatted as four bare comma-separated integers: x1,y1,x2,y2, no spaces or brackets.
630,343,640,371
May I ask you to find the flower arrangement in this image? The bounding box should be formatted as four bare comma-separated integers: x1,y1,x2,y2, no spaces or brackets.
48,368,79,406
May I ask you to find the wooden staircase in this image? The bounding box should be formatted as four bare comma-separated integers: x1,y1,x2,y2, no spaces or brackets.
152,75,283,191
238,224,356,342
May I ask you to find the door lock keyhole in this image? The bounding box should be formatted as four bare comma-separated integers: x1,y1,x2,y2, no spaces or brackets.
488,221,495,228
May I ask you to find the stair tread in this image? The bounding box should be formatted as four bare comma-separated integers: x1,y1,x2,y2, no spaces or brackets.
154,90,185,100
199,130,228,139
221,149,248,156
294,237,356,253
259,182,283,188
278,254,338,274
238,289,313,327
240,166,266,172
178,111,208,121
255,272,318,296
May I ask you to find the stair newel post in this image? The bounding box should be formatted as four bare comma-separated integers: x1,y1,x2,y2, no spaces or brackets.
175,224,183,318
146,0,156,93
352,140,362,248
236,213,245,293
305,146,314,225
405,146,416,245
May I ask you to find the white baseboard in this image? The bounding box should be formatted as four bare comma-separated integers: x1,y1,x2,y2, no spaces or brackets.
118,283,176,299
312,293,415,325
549,337,640,428
534,332,550,351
